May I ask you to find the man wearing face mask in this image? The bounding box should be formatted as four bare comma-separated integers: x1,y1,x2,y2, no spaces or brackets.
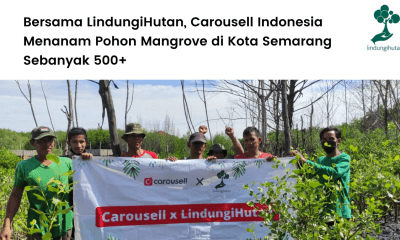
290,126,351,225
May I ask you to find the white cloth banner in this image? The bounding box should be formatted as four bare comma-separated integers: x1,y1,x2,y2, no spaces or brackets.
73,157,295,240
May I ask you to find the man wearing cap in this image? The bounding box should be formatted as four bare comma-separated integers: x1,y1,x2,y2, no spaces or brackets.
167,132,208,161
206,144,228,160
1,126,74,240
121,123,158,159
187,132,208,159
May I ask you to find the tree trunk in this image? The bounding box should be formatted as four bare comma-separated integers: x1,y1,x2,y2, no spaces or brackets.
274,82,280,156
309,101,314,153
377,92,380,128
344,81,348,124
385,81,389,136
64,114,71,155
125,80,129,127
296,124,299,149
362,80,367,135
287,80,297,129
260,80,267,150
281,80,292,155
62,80,74,155
75,80,79,127
67,80,74,129
326,86,330,126
257,81,261,131
99,80,122,156
370,83,373,128
301,116,306,150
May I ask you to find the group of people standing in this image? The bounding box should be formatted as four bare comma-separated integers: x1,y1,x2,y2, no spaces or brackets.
1,123,350,239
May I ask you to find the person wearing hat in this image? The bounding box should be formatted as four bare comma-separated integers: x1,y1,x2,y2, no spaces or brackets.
166,132,208,161
1,126,74,240
121,123,158,159
206,144,228,160
187,132,208,159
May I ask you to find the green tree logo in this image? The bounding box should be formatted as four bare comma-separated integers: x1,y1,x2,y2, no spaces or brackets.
215,170,229,189
372,5,400,44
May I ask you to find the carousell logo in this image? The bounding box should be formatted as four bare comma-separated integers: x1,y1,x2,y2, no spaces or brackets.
144,177,188,186
144,178,153,186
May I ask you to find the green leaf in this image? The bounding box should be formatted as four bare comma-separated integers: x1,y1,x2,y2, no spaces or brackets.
395,181,400,188
25,186,38,191
385,183,391,189
30,229,43,234
292,169,302,175
62,170,75,177
47,185,58,192
247,201,255,207
30,219,37,226
46,154,59,165
33,193,46,202
322,175,329,180
59,206,73,214
42,231,52,240
309,181,321,188
30,208,49,222
48,179,62,186
39,218,48,227
349,145,358,152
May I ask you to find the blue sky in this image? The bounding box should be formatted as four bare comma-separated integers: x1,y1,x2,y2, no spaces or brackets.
0,80,356,139
0,80,237,137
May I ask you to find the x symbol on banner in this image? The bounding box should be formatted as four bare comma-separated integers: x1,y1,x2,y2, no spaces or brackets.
196,178,204,186
170,212,177,219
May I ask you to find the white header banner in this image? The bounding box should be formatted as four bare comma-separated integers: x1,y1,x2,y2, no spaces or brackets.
0,0,399,78
73,157,295,240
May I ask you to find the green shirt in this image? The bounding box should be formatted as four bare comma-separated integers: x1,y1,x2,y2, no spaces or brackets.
14,156,73,237
306,152,351,219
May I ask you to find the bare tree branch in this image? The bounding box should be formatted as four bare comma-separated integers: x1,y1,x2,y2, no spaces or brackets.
294,80,343,112
202,80,212,143
40,81,61,150
88,80,99,85
125,80,134,127
181,80,195,133
15,80,38,127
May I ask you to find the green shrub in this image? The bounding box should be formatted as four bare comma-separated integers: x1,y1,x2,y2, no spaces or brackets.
0,147,22,169
0,167,29,239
